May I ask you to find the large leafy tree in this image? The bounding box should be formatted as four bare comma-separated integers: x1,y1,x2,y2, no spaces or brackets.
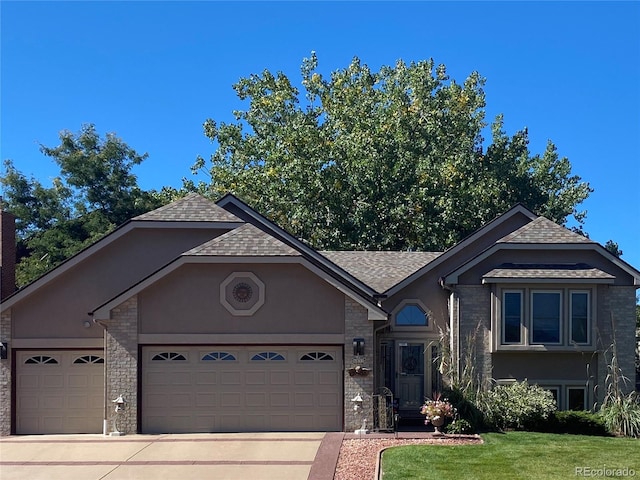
193,53,592,250
1,124,163,286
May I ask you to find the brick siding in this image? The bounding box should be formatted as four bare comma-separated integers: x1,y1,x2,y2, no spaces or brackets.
0,309,11,436
343,296,374,432
104,296,138,434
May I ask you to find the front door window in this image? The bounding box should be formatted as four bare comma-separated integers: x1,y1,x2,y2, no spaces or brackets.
397,343,425,411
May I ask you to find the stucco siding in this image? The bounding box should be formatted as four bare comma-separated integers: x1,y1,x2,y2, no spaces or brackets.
11,228,227,339
139,263,345,335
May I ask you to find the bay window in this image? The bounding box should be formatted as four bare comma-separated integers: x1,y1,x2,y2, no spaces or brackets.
499,288,592,348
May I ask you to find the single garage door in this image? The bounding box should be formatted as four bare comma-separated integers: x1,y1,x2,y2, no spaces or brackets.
142,346,343,433
16,350,104,434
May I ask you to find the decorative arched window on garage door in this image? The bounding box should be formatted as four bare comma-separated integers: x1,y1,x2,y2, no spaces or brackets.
201,352,236,361
251,351,285,361
151,352,187,361
24,355,59,364
300,352,334,361
73,355,104,364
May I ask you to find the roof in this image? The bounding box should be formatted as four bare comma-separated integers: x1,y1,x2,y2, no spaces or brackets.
133,193,243,223
321,251,441,293
498,217,594,244
482,263,616,283
184,223,301,257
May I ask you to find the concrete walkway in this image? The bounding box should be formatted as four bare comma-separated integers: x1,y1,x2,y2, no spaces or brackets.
0,432,329,480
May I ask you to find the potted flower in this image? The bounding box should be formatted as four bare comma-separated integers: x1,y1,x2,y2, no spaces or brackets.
420,395,456,434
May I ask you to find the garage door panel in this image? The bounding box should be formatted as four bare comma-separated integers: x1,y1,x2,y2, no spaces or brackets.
221,372,241,384
245,371,266,384
43,375,64,388
294,371,314,384
221,392,242,406
270,371,290,384
294,392,314,407
195,372,217,384
142,346,342,433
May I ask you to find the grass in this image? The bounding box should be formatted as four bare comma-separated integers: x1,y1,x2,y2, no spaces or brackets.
380,432,640,479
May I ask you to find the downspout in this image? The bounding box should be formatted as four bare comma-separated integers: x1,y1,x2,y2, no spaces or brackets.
439,278,458,384
91,314,109,436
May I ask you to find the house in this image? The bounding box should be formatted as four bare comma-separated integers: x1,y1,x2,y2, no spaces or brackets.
0,193,638,435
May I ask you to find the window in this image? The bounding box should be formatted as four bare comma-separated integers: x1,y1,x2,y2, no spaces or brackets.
498,288,592,348
396,304,427,326
531,291,561,344
570,291,590,344
300,352,334,361
251,352,285,361
202,352,236,361
73,355,104,364
151,352,187,361
502,291,523,343
25,355,58,364
567,387,586,411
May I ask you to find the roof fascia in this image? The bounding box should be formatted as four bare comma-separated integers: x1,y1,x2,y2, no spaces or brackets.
1,220,242,312
384,204,538,296
216,194,380,297
92,255,387,321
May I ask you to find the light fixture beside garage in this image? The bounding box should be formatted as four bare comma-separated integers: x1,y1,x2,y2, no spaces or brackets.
220,271,265,316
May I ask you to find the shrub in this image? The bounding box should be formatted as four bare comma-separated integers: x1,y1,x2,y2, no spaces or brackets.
442,386,486,432
599,392,640,438
445,418,473,434
481,380,556,431
535,410,610,436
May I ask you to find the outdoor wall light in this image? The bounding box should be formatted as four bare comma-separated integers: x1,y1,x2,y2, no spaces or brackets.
0,342,7,360
353,337,365,356
83,320,92,328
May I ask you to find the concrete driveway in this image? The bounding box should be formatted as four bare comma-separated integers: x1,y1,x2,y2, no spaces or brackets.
0,432,338,480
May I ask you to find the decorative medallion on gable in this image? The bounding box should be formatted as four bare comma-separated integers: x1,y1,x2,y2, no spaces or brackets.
220,272,265,316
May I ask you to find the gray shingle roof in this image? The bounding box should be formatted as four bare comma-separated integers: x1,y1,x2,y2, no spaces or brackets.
498,217,594,244
184,223,301,257
321,251,441,293
133,193,242,222
483,263,615,281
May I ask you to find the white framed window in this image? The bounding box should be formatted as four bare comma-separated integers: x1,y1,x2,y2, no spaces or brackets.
502,290,523,344
531,291,562,344
567,386,587,411
570,291,590,344
497,287,593,349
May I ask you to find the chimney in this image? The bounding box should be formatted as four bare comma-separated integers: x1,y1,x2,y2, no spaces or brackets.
0,210,17,300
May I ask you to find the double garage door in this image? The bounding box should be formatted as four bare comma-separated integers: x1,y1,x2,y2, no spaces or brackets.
16,350,104,434
142,346,343,433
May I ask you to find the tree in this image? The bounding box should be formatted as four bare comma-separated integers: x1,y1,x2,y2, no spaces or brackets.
1,125,163,285
604,240,623,258
192,53,592,251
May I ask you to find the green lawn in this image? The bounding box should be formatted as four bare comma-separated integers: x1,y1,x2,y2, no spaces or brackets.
381,432,640,479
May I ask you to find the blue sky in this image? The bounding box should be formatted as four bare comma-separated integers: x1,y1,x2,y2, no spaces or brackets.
1,1,639,270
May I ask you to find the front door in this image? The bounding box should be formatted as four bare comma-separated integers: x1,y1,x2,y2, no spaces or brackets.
397,342,425,414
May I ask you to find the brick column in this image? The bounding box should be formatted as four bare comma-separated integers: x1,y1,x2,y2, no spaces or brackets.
104,296,138,434
596,285,637,406
0,309,11,436
343,297,374,432
456,285,492,389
